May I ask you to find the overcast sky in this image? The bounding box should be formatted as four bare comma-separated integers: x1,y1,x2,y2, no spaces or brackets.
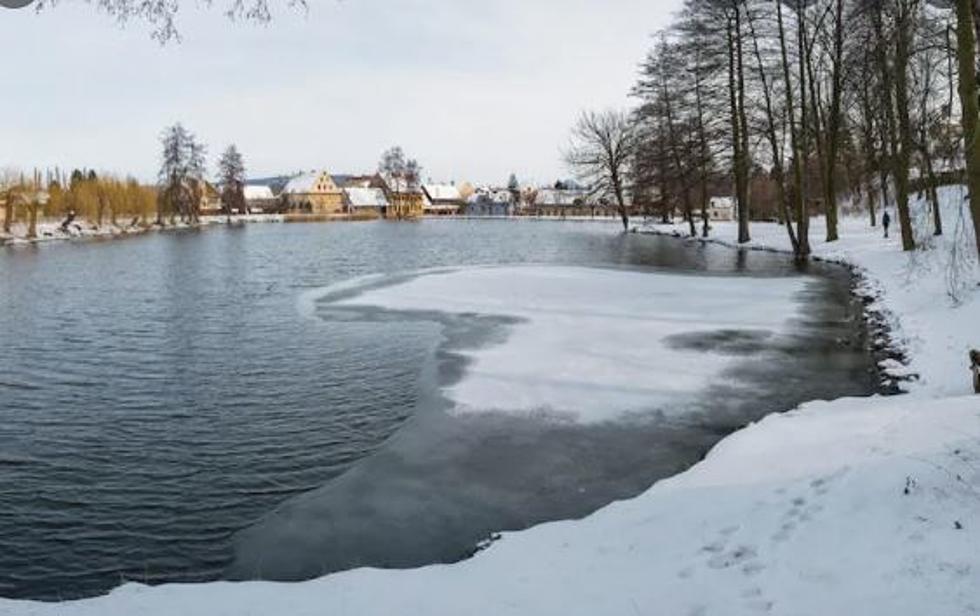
0,0,682,186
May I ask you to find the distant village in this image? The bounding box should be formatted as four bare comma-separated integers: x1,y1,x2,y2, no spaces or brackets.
209,170,737,223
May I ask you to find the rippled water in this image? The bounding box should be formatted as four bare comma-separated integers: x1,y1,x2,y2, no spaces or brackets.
0,220,877,600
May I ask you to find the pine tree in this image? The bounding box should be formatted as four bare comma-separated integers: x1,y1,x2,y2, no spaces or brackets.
217,144,247,219
507,173,521,208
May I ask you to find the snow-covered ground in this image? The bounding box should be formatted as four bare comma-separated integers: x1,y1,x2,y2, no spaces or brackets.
3,191,979,615
334,266,809,423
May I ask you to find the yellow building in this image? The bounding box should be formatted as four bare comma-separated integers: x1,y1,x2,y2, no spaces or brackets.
198,181,222,215
386,190,425,219
282,171,345,215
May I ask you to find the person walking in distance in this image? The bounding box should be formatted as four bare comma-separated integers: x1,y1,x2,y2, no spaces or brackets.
882,210,891,239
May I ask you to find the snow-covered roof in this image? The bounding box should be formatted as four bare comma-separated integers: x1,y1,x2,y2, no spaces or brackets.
468,188,513,205
283,171,338,195
345,187,388,208
709,196,735,209
244,186,275,201
537,188,588,207
336,175,379,189
423,184,463,203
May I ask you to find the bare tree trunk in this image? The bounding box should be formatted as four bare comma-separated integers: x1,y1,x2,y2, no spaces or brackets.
748,4,799,252
693,44,713,238
27,201,37,240
921,139,943,235
795,0,812,256
778,0,810,259
872,4,911,249
734,5,752,243
2,195,11,234
858,76,880,228
824,0,846,242
663,81,696,237
893,0,918,251
868,178,880,227
612,173,629,232
955,0,980,261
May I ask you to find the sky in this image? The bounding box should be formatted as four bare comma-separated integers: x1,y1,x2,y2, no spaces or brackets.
0,0,682,186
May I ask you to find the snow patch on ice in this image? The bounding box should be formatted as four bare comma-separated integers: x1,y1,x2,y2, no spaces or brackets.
333,265,810,423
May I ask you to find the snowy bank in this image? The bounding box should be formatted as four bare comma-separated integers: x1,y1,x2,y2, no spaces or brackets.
3,197,979,614
0,215,284,247
638,186,978,397
6,393,979,616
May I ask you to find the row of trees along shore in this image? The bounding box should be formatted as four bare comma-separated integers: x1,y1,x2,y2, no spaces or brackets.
1,168,156,238
567,0,980,264
1,124,249,238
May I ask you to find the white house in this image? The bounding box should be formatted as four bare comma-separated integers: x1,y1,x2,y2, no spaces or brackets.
242,185,277,213
708,196,736,222
465,187,514,217
344,186,389,217
422,184,464,216
244,185,274,201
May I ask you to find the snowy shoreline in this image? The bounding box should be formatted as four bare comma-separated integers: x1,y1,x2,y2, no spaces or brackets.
635,222,916,393
2,194,979,615
0,215,284,248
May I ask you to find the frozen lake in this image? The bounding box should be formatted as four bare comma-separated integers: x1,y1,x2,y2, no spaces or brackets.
0,220,879,600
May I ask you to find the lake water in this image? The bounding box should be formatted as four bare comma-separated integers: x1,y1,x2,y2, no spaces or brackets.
0,220,879,600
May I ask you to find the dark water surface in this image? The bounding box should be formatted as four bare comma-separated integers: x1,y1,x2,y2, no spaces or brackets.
0,220,877,600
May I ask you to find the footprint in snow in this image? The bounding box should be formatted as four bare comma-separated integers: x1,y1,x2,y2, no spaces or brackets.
707,545,758,570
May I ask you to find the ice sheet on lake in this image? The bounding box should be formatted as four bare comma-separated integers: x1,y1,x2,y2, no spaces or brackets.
334,265,810,423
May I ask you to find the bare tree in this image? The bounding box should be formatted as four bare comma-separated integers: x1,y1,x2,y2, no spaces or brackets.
158,122,207,225
405,158,423,191
36,0,307,43
379,146,407,194
564,109,636,231
952,0,980,261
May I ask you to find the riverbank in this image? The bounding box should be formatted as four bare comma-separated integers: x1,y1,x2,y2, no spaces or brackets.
636,186,978,398
0,215,285,247
2,198,978,614
0,215,627,248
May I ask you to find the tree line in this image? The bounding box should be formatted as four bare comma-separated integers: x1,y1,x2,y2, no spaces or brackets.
1,168,156,239
1,123,251,239
568,0,980,263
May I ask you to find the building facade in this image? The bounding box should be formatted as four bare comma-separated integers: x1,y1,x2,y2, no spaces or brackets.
243,185,278,214
422,184,465,216
343,186,388,218
282,171,345,215
708,196,735,222
465,188,514,217
385,190,426,219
